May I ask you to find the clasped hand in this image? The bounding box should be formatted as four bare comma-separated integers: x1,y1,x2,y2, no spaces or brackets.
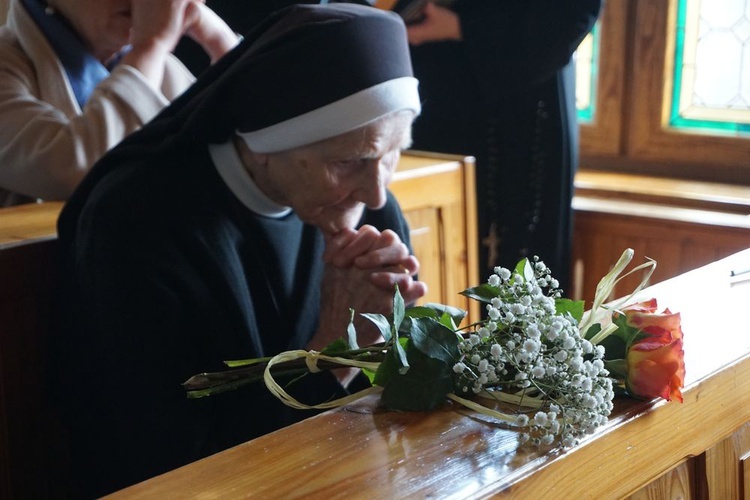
310,225,428,355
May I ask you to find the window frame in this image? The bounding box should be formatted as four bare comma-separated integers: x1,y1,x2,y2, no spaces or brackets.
579,0,750,186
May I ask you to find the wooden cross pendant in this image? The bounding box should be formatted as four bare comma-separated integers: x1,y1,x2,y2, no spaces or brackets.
482,222,501,270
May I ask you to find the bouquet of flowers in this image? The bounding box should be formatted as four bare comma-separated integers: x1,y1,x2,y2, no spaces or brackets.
184,249,685,447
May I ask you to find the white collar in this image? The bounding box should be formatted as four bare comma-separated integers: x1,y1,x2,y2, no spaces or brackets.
209,141,292,218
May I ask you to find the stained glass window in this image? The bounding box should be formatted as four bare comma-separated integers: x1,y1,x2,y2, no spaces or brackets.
669,0,750,136
576,25,600,123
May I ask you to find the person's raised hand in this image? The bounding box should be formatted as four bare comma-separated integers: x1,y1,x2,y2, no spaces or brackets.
183,1,241,63
406,2,462,46
123,0,238,88
128,0,198,57
122,0,197,88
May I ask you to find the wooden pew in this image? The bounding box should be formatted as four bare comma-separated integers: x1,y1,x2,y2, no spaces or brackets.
2,166,748,498
0,202,67,499
0,152,478,498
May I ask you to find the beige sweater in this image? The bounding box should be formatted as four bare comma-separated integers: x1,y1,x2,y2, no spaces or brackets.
0,1,8,25
0,0,195,206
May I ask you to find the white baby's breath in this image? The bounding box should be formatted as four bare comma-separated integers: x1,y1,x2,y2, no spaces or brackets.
452,257,615,447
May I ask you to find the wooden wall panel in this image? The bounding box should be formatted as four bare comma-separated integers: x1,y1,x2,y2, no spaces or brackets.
703,422,750,499
626,460,694,500
390,152,480,323
402,207,443,305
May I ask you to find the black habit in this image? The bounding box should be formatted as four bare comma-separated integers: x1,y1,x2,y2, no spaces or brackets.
54,6,415,497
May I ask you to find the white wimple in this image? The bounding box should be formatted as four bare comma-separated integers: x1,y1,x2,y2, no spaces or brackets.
239,77,420,153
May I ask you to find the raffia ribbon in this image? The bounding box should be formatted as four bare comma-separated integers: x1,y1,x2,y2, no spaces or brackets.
264,349,523,423
263,350,382,410
579,248,656,345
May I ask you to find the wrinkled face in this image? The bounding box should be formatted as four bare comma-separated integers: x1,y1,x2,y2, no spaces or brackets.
249,111,414,235
53,0,132,63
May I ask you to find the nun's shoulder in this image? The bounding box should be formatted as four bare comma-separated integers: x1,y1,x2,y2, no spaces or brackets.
59,145,222,240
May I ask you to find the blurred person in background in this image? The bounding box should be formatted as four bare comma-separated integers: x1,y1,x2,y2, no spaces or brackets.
406,0,602,292
0,0,239,206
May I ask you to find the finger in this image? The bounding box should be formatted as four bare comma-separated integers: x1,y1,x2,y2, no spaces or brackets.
401,255,420,276
183,1,203,30
353,241,410,269
322,228,357,264
330,226,382,268
369,272,428,300
367,229,401,250
401,280,428,304
369,270,410,291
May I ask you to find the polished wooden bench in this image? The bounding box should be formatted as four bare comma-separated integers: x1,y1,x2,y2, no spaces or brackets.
107,249,750,499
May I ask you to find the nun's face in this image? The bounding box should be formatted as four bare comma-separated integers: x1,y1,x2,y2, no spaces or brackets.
249,112,414,234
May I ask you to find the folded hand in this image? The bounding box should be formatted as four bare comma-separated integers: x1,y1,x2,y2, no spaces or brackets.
310,225,428,355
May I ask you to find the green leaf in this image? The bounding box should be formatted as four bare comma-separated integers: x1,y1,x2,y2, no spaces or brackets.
603,358,628,380
223,358,270,368
427,303,466,327
406,303,467,327
375,318,458,410
515,258,532,281
556,298,585,322
584,323,602,341
373,341,405,387
403,305,441,319
599,334,627,361
409,317,460,364
460,283,502,304
379,346,454,411
393,285,405,332
611,313,643,345
361,312,392,342
390,286,410,374
393,334,410,374
346,309,359,350
438,312,458,331
321,337,349,356
361,367,377,384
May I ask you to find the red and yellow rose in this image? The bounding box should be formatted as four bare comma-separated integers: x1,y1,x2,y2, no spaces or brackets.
611,299,686,403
